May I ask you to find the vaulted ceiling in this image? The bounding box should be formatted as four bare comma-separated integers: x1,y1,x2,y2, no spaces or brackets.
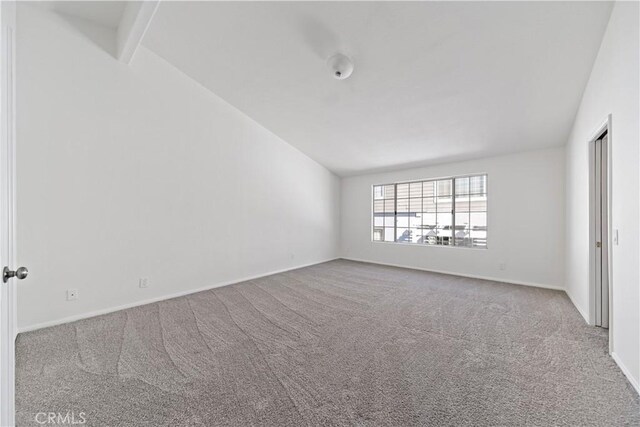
47,1,614,176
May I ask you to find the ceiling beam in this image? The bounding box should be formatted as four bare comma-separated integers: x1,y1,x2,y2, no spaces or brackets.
117,1,160,64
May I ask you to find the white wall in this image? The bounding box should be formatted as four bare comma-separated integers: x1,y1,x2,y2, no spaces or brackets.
341,147,565,289
16,5,340,330
565,2,639,390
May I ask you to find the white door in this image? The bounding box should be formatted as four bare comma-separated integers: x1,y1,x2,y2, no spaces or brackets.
0,1,20,425
593,133,609,328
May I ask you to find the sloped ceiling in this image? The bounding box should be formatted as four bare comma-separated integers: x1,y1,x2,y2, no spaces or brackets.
66,1,615,176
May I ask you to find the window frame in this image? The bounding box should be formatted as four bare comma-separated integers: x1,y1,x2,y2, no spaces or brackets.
371,173,488,249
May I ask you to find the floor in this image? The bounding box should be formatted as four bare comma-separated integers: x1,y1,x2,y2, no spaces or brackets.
16,260,640,426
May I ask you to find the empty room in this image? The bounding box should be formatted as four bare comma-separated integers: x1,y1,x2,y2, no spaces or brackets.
0,0,638,425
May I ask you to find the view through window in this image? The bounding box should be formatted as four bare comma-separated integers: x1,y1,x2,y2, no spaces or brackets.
373,175,487,248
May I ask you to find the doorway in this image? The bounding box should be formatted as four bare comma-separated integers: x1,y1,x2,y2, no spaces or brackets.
590,126,610,329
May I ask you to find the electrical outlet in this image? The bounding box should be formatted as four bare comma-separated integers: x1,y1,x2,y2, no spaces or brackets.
499,262,506,271
66,289,78,301
139,277,149,288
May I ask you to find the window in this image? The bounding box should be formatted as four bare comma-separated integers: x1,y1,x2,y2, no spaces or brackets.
372,174,487,248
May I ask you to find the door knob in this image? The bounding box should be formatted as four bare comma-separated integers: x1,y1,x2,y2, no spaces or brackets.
3,266,28,283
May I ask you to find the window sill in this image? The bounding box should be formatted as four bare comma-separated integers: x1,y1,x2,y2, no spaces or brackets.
370,240,488,250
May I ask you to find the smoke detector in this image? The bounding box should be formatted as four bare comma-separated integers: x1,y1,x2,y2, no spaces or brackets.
327,53,354,80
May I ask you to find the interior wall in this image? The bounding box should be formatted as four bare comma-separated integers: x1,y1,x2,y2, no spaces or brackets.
564,1,639,390
16,4,340,330
340,147,565,289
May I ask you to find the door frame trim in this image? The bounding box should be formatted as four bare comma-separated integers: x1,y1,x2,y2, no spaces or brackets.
587,114,613,352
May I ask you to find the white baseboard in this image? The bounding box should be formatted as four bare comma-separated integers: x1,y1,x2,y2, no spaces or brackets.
18,258,339,334
340,257,565,291
564,289,590,324
611,352,640,396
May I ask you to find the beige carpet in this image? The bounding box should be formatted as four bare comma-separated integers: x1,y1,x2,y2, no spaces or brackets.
16,259,640,426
